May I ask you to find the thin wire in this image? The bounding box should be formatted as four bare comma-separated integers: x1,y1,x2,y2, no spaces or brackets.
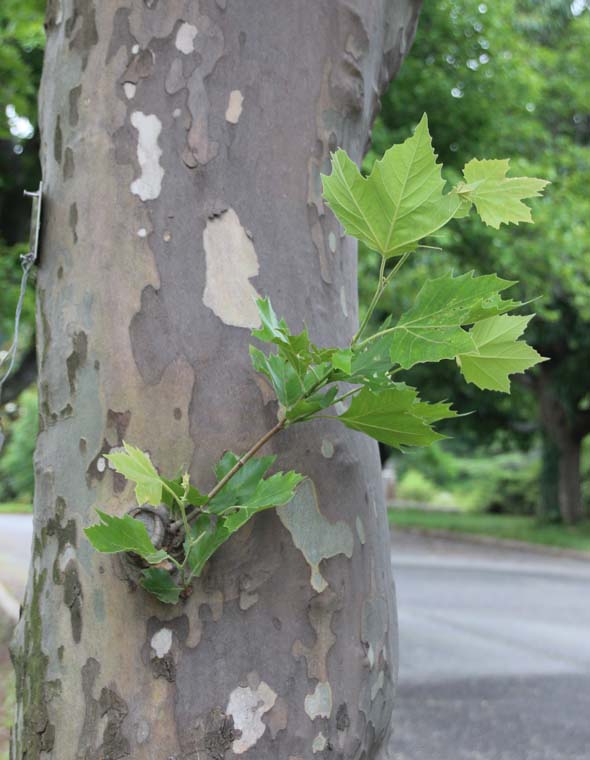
0,252,35,405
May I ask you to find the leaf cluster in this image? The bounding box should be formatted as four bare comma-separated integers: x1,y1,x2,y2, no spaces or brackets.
85,115,548,603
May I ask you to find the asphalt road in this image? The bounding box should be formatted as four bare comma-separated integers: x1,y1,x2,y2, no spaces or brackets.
389,530,590,760
1,517,590,759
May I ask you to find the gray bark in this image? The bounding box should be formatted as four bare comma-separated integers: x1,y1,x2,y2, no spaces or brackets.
12,1,421,757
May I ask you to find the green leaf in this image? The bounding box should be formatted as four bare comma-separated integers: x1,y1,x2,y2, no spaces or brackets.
251,297,291,344
84,510,168,563
160,475,207,511
141,568,181,604
185,471,303,578
285,386,338,422
389,271,521,368
106,442,163,506
249,346,304,407
338,386,454,449
209,451,303,514
456,158,550,229
348,319,396,390
331,348,353,374
457,314,546,393
322,114,462,258
184,514,227,578
238,470,305,509
211,452,276,511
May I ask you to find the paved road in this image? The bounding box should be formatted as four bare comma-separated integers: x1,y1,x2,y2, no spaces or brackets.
0,513,32,603
389,530,590,760
1,517,590,758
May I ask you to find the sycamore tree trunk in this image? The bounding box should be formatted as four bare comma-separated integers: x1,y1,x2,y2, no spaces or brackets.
12,1,421,758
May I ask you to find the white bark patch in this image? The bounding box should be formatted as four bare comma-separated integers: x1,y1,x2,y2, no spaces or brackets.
96,457,106,473
151,627,173,658
226,680,277,753
312,733,327,753
225,90,244,124
202,208,261,328
356,516,366,545
277,479,354,593
123,82,136,100
131,43,140,54
175,22,198,54
328,231,337,253
137,228,147,238
340,286,349,317
320,438,334,459
304,681,333,720
130,111,164,201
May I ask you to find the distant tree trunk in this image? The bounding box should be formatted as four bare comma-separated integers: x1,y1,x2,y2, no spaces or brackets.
12,2,421,759
538,369,583,524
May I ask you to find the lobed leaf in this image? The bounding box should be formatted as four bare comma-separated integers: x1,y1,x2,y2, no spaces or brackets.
389,271,521,369
106,442,163,506
455,158,549,229
338,385,456,450
457,314,547,393
322,114,462,258
84,510,168,564
141,567,181,604
186,470,304,578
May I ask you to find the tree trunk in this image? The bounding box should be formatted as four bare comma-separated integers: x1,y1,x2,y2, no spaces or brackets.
538,370,583,524
12,2,421,758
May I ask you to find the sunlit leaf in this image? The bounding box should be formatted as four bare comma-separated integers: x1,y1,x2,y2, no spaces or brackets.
322,114,462,258
455,158,549,229
457,314,547,392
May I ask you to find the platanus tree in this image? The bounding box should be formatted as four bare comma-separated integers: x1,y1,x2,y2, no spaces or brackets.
11,2,423,758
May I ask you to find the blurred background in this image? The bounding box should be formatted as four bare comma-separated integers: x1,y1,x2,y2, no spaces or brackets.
0,1,589,758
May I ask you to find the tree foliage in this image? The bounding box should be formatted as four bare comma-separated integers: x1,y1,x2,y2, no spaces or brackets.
86,118,547,601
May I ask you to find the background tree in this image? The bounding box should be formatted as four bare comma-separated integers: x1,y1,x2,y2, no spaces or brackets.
368,0,590,523
11,2,421,758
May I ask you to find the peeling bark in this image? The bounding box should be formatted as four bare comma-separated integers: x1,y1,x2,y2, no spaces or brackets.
13,1,421,758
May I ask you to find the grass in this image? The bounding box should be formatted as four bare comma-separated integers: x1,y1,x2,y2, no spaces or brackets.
388,508,590,553
0,503,31,514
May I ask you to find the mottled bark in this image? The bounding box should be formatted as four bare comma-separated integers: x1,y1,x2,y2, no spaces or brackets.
12,1,421,758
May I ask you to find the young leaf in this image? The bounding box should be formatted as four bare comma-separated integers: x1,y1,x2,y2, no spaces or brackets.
331,348,353,374
141,567,181,604
249,346,304,407
186,471,303,577
285,386,338,422
347,319,397,390
457,314,546,393
84,510,168,563
106,442,163,506
455,158,549,229
389,271,521,368
322,114,462,258
209,451,303,514
338,386,454,449
251,297,291,344
211,452,276,510
184,515,228,578
160,475,207,510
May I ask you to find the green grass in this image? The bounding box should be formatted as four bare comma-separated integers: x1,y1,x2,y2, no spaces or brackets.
388,508,590,553
0,503,31,514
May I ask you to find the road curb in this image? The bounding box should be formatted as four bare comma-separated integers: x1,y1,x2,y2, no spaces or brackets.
0,581,19,628
391,525,590,562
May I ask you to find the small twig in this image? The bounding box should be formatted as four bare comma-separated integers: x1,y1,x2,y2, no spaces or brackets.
169,419,286,533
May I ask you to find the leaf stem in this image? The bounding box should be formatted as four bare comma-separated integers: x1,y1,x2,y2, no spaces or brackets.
169,419,286,533
352,251,412,347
